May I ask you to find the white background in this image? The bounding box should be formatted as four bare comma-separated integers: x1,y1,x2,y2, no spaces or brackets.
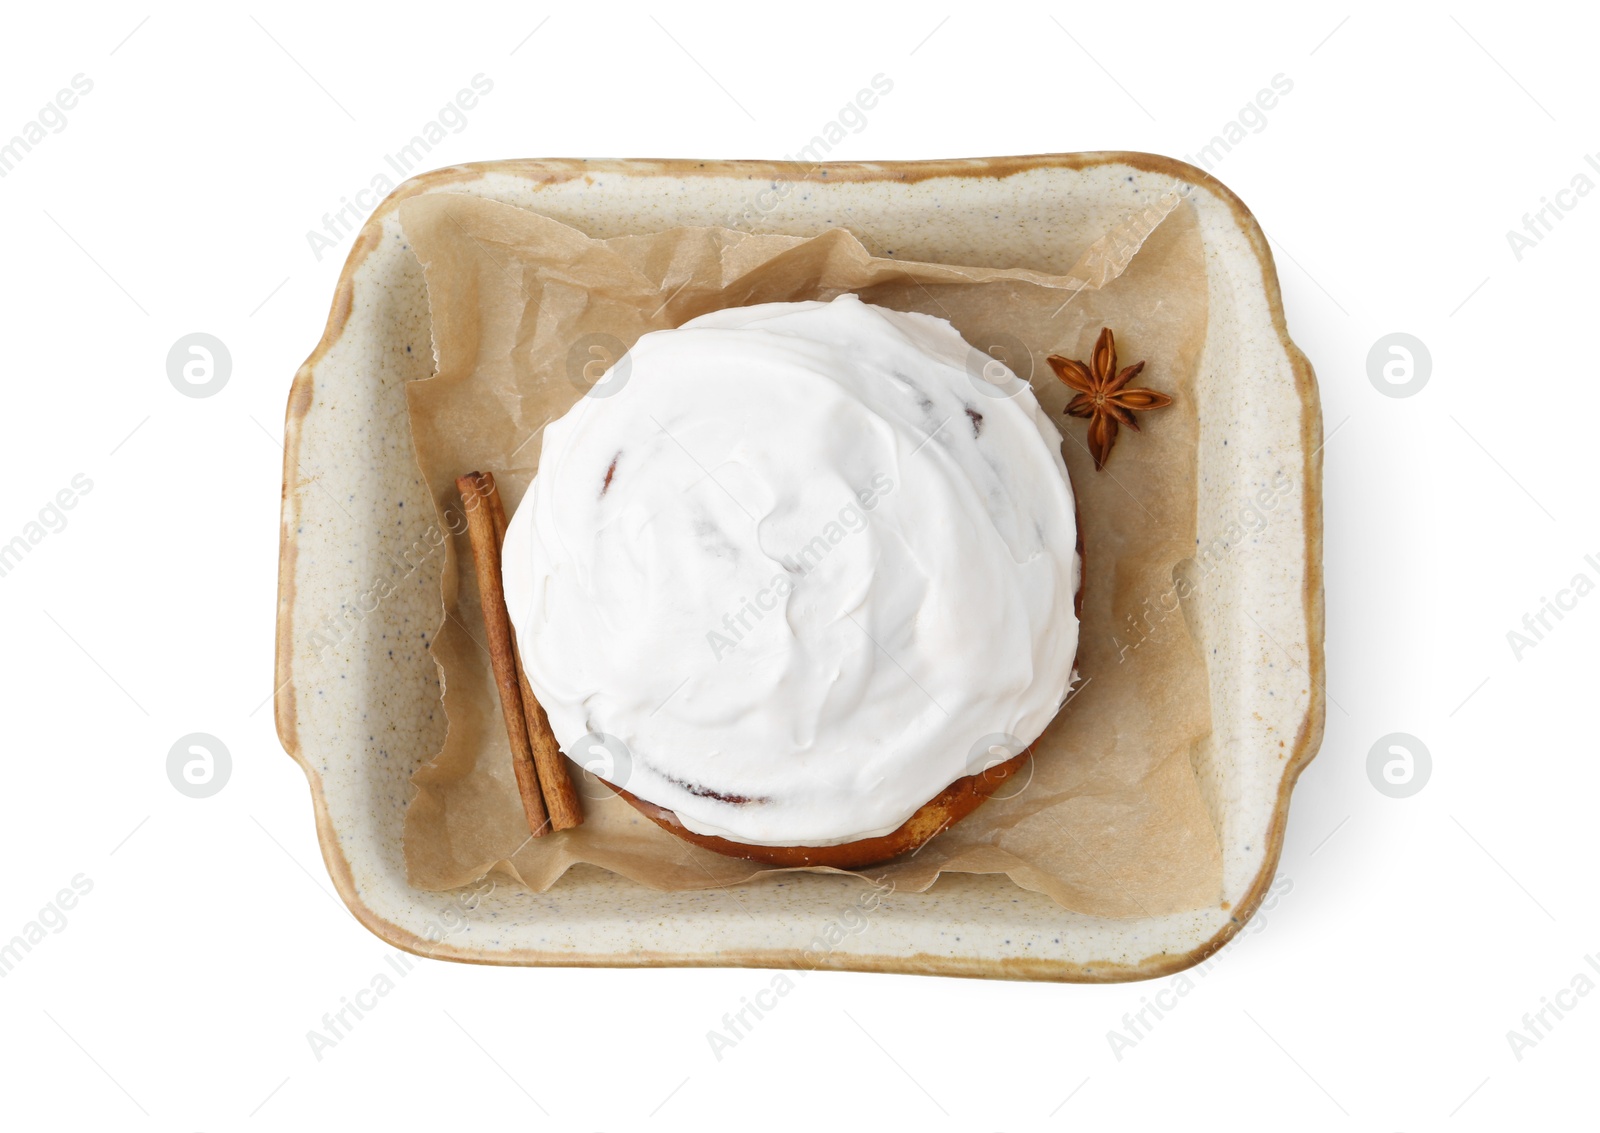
0,2,1592,1129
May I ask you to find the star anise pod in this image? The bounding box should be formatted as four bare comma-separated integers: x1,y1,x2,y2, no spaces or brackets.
1047,327,1173,471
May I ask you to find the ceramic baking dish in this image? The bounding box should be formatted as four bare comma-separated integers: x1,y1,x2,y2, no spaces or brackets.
273,153,1324,981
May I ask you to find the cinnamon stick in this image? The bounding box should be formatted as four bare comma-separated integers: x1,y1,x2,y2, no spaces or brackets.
455,471,549,837
481,473,584,831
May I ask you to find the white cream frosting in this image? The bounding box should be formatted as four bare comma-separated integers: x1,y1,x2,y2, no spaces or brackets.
503,294,1079,846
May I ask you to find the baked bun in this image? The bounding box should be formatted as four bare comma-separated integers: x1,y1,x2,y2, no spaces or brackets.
606,748,1031,868
504,295,1081,867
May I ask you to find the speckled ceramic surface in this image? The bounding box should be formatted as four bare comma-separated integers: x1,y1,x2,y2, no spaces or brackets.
274,153,1324,981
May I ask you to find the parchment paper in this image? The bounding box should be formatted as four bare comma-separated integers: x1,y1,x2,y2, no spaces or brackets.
397,186,1222,917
